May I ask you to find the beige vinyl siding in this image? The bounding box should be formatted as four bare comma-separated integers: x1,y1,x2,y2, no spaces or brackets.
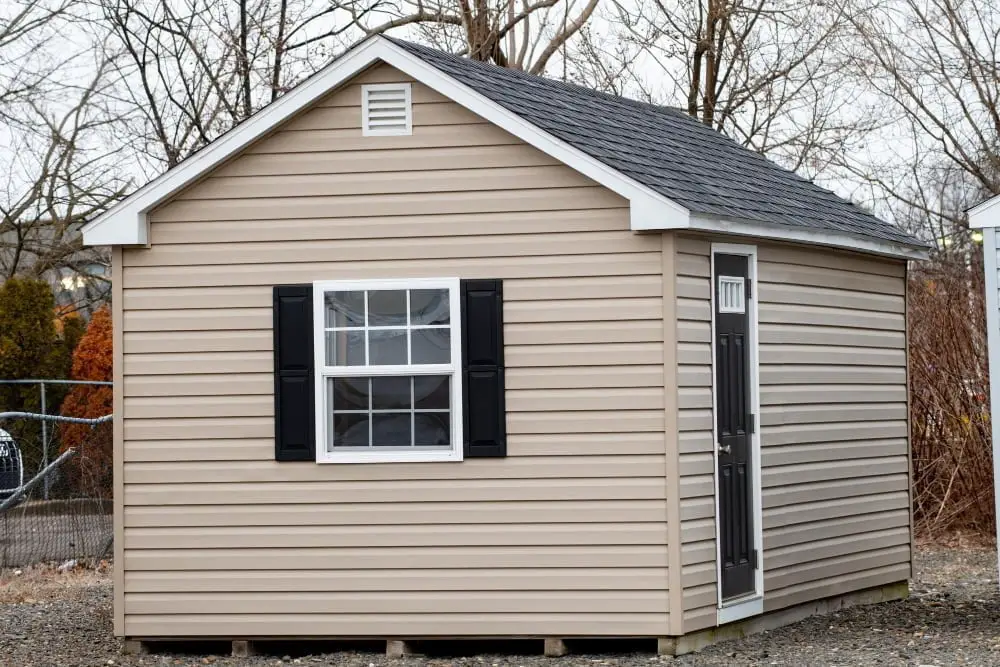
756,245,910,612
673,238,717,633
674,236,910,631
119,63,670,638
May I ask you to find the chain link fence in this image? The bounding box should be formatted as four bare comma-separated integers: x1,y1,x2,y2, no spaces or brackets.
0,380,113,571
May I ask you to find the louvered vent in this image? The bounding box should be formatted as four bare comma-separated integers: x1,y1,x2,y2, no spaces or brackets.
718,276,746,314
362,83,412,136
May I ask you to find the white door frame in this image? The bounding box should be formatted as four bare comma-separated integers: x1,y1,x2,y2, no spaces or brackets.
710,242,765,625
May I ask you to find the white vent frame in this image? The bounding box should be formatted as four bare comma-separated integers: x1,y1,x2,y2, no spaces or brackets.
361,83,412,136
718,276,746,314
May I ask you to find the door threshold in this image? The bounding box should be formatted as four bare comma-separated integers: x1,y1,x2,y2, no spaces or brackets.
717,594,763,625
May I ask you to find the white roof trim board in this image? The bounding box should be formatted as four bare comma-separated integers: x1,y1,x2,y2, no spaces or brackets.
686,215,928,261
82,35,925,260
968,194,1000,229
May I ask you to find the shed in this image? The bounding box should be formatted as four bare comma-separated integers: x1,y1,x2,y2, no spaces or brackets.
967,194,1000,580
82,36,929,655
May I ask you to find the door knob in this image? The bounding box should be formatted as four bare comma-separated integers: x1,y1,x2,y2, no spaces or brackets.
718,444,731,455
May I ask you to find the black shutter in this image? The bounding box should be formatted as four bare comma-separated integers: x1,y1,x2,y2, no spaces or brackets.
273,284,315,461
460,279,506,458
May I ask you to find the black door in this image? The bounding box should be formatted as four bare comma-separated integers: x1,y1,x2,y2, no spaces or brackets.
714,253,756,601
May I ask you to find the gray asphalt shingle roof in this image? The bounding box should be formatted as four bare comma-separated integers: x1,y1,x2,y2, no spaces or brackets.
388,38,925,250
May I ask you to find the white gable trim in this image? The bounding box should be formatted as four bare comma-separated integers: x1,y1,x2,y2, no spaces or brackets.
81,36,688,247
969,194,1000,229
678,214,928,260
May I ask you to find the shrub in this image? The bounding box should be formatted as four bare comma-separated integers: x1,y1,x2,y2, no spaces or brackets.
59,306,113,496
909,254,994,536
0,278,74,471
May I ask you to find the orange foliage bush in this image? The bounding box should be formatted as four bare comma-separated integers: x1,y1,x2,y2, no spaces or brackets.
59,306,113,497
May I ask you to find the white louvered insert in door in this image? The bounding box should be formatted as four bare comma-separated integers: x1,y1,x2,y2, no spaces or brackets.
362,83,412,136
718,276,746,314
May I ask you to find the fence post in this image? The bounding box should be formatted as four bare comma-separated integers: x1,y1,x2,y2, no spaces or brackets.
41,381,48,500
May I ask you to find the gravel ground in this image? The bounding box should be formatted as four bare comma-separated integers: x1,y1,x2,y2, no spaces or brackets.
1,546,998,667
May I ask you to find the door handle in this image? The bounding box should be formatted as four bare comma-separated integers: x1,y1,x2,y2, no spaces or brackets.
718,444,731,455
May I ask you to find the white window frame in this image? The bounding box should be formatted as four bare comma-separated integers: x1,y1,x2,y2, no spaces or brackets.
312,277,463,464
361,83,412,137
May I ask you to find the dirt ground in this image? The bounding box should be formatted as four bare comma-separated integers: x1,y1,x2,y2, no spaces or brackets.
1,545,998,667
0,510,112,568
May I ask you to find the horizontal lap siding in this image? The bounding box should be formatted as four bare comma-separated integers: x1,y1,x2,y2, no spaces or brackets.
122,64,669,638
757,245,910,612
675,237,910,632
674,238,717,633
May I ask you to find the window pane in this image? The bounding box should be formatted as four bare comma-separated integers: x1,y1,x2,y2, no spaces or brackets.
371,376,411,410
414,412,450,446
325,291,364,327
371,413,412,446
331,377,368,411
414,375,449,409
410,289,449,325
333,413,369,447
411,328,450,364
326,330,365,366
368,329,407,365
367,290,407,326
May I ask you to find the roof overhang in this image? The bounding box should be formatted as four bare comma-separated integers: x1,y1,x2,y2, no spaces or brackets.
81,35,688,247
647,214,929,261
968,194,1000,229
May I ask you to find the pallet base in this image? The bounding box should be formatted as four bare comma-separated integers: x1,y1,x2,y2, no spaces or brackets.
120,581,909,659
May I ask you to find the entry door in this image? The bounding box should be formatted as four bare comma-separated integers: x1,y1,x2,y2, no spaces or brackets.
714,252,756,601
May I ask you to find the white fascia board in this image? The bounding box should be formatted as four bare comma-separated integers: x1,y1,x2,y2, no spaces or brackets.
82,37,386,247
82,36,689,247
683,214,929,261
968,194,1000,229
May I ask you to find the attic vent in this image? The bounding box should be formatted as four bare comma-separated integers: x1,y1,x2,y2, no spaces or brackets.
718,276,746,314
362,83,412,136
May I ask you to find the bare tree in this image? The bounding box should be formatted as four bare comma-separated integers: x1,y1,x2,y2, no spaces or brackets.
840,0,1000,238
0,0,76,113
0,2,124,308
586,0,874,178
367,0,601,73
0,62,124,308
98,0,602,170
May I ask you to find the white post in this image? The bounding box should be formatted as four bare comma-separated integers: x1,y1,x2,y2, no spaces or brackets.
981,225,1000,588
40,381,48,500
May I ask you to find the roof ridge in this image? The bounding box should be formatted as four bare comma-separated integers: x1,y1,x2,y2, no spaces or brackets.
383,36,689,117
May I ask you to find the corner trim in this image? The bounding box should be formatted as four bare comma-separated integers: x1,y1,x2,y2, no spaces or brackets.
660,233,684,635
111,246,125,635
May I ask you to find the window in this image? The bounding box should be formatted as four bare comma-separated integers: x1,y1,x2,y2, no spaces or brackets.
361,83,412,136
312,278,462,463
